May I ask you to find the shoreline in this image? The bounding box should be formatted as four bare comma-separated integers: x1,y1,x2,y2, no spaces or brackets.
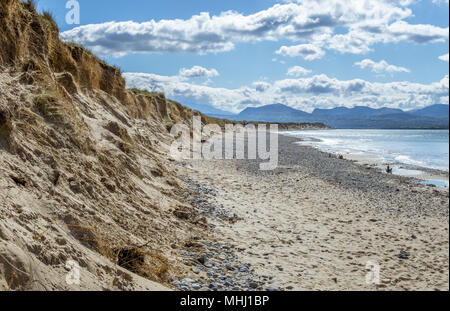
281,131,449,188
173,133,449,291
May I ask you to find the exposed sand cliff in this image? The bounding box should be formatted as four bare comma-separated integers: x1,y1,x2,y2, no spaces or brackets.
0,0,220,290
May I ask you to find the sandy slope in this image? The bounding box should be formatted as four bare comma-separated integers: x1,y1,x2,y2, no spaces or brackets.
180,136,449,291
0,68,202,291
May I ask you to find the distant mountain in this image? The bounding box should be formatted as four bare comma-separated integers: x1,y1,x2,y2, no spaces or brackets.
312,106,404,117
237,104,310,122
410,104,449,119
230,103,449,129
320,113,449,129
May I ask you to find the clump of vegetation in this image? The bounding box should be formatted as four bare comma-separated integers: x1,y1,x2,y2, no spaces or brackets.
33,92,68,124
66,41,109,67
0,110,13,139
39,10,59,32
116,246,169,282
34,93,57,117
67,224,102,252
129,88,166,100
164,116,175,131
0,112,14,151
22,0,36,11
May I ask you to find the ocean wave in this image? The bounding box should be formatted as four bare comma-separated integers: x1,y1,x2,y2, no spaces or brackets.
394,155,426,167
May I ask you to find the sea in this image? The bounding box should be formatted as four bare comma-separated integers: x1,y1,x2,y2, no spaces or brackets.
282,129,449,186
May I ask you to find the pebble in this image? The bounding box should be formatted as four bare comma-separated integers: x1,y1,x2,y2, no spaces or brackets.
182,278,195,284
248,282,259,289
397,250,411,260
209,283,218,291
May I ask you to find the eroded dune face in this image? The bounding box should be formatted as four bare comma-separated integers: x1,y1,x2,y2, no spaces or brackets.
0,0,208,291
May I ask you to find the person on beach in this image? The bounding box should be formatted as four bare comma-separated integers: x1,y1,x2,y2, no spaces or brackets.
386,165,393,174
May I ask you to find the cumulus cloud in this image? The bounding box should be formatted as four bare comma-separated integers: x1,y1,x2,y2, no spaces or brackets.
179,66,219,78
326,22,449,55
123,71,449,113
387,21,449,44
439,53,449,62
287,66,312,77
276,44,325,60
60,0,447,58
253,81,272,92
355,59,410,73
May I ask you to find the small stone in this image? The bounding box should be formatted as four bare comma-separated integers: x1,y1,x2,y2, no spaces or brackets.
249,282,259,289
192,283,201,290
209,283,218,291
225,264,235,271
266,285,279,291
197,255,208,265
397,250,410,260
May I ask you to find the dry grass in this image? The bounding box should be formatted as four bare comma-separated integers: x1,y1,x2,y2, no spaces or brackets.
0,109,14,150
22,0,36,11
129,88,166,100
0,111,12,138
33,92,65,123
67,224,102,252
39,10,58,32
116,247,170,282
66,223,170,283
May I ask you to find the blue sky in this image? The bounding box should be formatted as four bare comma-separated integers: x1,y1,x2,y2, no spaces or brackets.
36,0,449,113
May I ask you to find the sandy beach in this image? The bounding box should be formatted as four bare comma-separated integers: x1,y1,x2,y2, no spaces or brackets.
172,134,449,291
1,0,448,293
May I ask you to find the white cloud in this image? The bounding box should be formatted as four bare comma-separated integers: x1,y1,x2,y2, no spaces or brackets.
59,0,447,58
276,44,325,60
179,66,219,78
272,58,286,64
387,21,449,44
439,53,449,62
432,0,449,5
123,72,449,113
287,66,312,77
355,59,410,73
327,30,375,54
253,81,272,92
326,22,449,55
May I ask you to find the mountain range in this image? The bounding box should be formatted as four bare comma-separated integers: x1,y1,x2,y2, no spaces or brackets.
203,103,449,129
